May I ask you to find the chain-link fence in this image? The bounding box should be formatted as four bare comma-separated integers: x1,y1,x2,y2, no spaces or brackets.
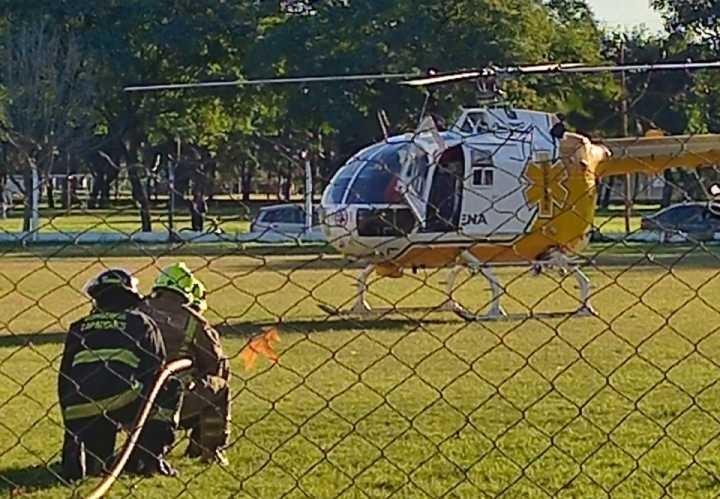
2,119,720,499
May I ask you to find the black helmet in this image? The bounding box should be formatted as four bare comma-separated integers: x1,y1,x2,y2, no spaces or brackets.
85,269,142,305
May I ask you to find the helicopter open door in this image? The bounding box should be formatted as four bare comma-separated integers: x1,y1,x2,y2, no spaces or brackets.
397,117,447,228
425,145,465,232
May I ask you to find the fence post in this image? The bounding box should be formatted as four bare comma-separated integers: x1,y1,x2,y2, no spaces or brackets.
302,150,313,231
168,138,179,242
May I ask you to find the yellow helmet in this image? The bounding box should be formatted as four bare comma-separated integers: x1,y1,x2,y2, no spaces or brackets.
153,263,195,302
190,278,207,312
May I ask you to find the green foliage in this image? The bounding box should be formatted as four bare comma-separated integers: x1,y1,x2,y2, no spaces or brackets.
0,0,718,186
652,0,720,51
647,0,720,134
0,23,97,163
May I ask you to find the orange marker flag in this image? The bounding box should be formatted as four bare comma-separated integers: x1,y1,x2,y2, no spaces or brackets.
241,326,281,370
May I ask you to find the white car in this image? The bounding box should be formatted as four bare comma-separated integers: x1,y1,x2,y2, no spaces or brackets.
249,203,325,240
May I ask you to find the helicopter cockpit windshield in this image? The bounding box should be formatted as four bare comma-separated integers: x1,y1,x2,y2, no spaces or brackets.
325,141,432,207
346,142,406,204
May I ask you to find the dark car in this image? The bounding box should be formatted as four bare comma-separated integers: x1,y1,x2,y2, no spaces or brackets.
640,202,720,237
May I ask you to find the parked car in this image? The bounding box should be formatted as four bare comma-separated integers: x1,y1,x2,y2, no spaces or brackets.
250,203,323,237
640,202,720,236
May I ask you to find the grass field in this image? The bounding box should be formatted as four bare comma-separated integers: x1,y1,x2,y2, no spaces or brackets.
2,243,720,497
0,207,253,235
0,203,649,236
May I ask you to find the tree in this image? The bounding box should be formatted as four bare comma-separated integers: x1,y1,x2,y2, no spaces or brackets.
0,22,96,234
249,0,619,191
650,0,720,134
653,0,720,52
643,1,720,203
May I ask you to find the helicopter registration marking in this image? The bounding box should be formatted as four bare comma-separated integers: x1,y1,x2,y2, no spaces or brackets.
461,213,488,225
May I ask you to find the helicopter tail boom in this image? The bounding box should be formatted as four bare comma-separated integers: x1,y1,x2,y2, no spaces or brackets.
595,134,720,178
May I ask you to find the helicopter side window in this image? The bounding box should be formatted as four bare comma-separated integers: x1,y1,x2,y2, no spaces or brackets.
471,149,495,187
473,169,494,186
459,112,487,133
460,116,475,133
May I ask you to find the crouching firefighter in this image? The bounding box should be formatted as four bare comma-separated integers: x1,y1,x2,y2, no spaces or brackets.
141,263,231,466
58,269,182,480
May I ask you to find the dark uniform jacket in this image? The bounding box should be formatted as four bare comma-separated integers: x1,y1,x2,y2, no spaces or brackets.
58,309,166,421
141,292,228,382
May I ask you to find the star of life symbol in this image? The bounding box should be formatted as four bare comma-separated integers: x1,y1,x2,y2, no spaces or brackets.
525,151,569,218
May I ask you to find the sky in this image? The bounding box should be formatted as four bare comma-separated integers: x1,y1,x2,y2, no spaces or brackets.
585,0,664,33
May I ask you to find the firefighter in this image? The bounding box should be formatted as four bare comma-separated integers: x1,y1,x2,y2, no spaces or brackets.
190,278,207,313
58,269,181,480
140,263,231,466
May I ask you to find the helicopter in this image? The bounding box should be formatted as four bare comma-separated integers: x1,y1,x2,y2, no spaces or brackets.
125,60,720,321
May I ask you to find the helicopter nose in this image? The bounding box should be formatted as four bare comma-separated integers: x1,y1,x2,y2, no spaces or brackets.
319,204,354,247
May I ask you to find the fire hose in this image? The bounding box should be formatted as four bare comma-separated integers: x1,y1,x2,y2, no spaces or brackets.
86,358,193,499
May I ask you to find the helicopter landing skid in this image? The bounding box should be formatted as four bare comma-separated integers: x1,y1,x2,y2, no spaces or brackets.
317,263,470,319
453,307,595,322
453,251,595,322
317,263,502,320
317,303,463,319
317,254,595,321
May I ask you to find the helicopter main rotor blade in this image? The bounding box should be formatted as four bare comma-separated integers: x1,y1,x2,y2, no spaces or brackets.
400,63,588,86
400,60,720,86
124,60,720,92
400,71,484,87
546,60,720,74
124,72,419,92
499,62,589,74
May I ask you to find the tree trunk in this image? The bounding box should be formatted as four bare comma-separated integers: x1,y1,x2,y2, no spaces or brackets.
190,163,207,232
46,177,55,209
661,170,674,207
22,168,32,232
128,164,152,232
241,163,253,202
206,161,216,202
632,173,641,202
22,161,40,236
282,167,292,201
0,173,7,219
124,105,152,231
88,171,100,209
127,135,152,232
102,168,116,208
0,153,7,219
600,177,614,209
62,176,70,210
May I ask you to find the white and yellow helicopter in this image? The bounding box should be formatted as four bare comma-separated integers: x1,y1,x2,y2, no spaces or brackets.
125,61,720,320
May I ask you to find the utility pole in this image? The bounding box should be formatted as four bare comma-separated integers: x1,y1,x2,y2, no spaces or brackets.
620,37,632,234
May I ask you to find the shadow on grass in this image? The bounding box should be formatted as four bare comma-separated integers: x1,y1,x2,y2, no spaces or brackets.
0,463,69,495
216,316,454,337
0,242,335,259
0,332,66,348
0,316,448,347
